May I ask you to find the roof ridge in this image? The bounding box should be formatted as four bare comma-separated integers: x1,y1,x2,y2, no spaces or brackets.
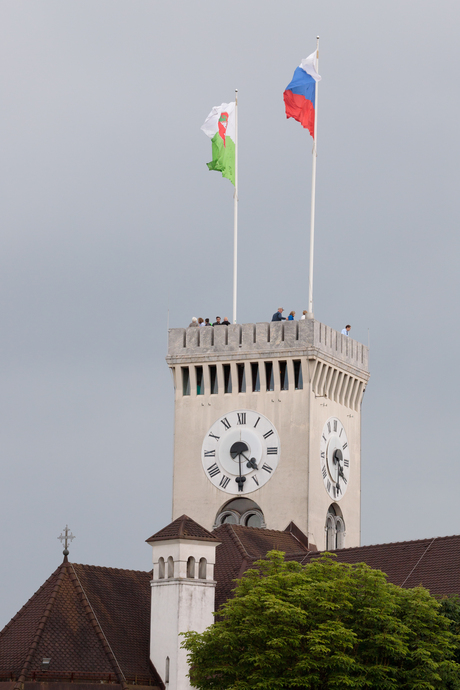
14,562,68,688
68,564,128,690
72,563,150,575
227,525,259,560
348,533,460,551
0,564,62,641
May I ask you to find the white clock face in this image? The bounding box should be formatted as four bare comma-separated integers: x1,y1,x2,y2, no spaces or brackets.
201,410,280,495
320,417,350,500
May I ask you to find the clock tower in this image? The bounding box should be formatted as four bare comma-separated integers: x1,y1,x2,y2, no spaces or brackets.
166,319,369,550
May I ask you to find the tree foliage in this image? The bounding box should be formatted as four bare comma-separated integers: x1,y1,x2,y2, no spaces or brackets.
183,552,460,690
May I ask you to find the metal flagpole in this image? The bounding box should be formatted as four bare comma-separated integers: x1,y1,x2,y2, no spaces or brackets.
232,89,238,324
308,37,319,318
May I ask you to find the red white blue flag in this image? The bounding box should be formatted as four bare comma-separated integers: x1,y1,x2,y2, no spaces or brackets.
283,52,321,138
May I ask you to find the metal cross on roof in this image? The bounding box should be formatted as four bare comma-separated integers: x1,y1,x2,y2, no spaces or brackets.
58,525,75,558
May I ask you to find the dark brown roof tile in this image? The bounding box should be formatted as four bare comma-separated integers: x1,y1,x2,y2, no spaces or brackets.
146,515,220,543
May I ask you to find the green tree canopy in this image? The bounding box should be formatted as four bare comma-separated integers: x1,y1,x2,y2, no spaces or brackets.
183,552,460,690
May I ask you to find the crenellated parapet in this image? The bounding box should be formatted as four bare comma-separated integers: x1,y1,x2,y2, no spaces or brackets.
167,319,369,379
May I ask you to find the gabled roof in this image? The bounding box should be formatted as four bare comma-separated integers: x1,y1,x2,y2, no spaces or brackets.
213,523,311,610
146,514,220,543
4,523,460,689
307,533,460,596
0,561,163,689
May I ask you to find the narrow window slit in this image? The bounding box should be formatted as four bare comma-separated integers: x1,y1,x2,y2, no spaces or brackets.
223,364,232,393
210,365,218,394
237,363,246,393
182,367,190,396
265,362,274,391
294,360,303,390
251,362,260,392
195,366,204,395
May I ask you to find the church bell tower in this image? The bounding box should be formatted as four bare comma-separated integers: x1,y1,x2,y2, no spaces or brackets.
166,319,369,550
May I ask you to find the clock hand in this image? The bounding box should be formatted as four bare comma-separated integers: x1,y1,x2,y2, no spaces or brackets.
235,453,246,492
241,452,258,470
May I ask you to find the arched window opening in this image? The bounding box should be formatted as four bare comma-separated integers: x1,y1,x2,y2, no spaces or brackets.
326,515,336,551
242,511,264,528
199,557,207,579
167,556,174,578
158,557,165,579
165,657,170,685
325,504,346,550
336,518,345,549
214,498,266,529
216,511,239,525
187,556,196,578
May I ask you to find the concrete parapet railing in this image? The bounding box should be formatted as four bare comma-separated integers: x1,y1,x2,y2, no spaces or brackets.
167,320,369,373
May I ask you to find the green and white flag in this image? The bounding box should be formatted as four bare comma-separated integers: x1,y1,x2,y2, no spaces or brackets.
201,102,235,185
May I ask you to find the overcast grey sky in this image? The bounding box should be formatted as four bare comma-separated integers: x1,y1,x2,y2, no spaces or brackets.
1,0,459,626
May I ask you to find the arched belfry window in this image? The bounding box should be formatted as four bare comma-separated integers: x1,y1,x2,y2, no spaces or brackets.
214,498,266,529
167,556,174,578
158,557,165,579
199,557,207,579
187,556,196,578
325,504,346,550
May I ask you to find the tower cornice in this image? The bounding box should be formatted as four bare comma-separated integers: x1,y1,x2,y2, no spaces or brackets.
166,320,369,380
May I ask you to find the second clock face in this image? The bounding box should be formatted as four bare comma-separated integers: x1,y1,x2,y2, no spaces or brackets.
320,417,350,500
201,410,280,495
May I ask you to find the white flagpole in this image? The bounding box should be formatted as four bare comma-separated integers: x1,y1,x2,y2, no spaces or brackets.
232,89,238,324
308,36,319,318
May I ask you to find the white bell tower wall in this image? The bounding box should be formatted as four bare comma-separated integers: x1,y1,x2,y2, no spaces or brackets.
149,537,218,690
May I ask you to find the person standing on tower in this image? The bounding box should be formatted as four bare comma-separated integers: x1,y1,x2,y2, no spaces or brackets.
272,308,286,321
341,325,351,336
213,316,222,326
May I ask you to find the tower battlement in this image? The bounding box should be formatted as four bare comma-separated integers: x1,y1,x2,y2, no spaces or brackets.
167,319,369,376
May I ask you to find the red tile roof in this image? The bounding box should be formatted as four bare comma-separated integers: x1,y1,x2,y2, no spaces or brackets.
146,514,220,543
213,523,311,610
0,561,163,689
307,534,460,596
4,521,460,690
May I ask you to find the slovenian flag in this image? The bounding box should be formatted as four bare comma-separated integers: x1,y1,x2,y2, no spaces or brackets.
283,52,321,138
201,102,236,185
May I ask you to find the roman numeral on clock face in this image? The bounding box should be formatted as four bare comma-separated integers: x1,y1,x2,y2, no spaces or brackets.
322,465,327,479
207,463,220,478
342,442,348,450
263,429,274,440
344,458,349,467
333,420,337,432
262,463,273,473
209,432,220,441
327,422,331,434
254,417,260,428
327,479,331,493
204,450,215,457
267,447,278,455
219,475,231,489
252,475,259,486
237,413,246,425
221,417,231,430
321,451,325,459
